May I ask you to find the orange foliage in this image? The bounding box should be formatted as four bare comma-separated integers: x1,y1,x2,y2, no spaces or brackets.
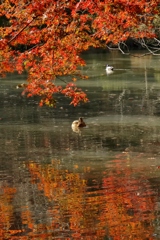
0,0,159,106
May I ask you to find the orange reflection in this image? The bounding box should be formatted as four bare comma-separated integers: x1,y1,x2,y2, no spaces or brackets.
0,153,158,239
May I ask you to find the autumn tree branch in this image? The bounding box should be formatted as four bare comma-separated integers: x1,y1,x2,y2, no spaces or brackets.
107,38,160,57
8,16,37,44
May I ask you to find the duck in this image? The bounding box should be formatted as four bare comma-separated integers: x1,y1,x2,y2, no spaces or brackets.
106,64,114,73
71,117,86,128
71,117,86,134
16,83,28,89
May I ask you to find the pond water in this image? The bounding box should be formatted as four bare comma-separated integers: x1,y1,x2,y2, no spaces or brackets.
0,50,160,239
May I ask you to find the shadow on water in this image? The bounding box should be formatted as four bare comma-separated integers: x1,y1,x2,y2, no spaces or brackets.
0,51,160,239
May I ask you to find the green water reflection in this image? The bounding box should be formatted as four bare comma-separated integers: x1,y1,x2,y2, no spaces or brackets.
0,51,160,239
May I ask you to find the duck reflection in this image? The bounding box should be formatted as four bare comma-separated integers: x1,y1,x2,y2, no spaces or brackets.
71,117,86,134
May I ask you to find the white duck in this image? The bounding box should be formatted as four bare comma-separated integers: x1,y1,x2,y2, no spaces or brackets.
106,64,114,74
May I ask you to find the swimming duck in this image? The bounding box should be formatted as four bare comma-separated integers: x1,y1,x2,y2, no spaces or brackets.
71,117,86,128
106,64,114,73
71,117,86,134
72,117,86,128
16,83,28,89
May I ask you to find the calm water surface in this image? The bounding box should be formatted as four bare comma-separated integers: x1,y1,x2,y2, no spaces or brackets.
0,51,160,239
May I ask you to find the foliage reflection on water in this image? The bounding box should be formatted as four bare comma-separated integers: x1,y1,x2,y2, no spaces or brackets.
1,154,160,239
0,51,160,239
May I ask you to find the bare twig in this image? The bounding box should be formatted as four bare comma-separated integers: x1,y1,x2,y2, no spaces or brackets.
56,76,68,84
107,37,160,57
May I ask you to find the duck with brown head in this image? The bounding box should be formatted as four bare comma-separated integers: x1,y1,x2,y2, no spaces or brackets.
71,117,86,134
72,117,86,128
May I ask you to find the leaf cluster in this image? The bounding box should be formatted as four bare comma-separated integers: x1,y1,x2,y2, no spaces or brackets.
0,0,159,106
